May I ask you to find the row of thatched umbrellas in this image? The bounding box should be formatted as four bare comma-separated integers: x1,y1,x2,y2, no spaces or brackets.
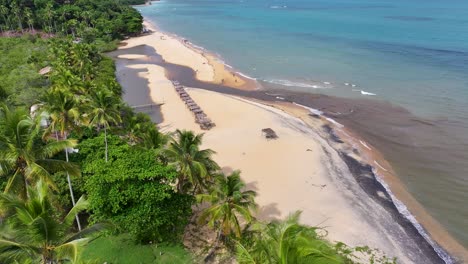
171,81,215,130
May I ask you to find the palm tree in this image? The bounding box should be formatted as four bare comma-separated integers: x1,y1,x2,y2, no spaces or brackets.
236,212,348,264
0,5,11,31
0,104,79,200
24,7,34,32
141,127,169,150
10,2,22,32
163,129,219,194
0,179,109,264
198,171,257,245
88,89,122,162
40,88,86,230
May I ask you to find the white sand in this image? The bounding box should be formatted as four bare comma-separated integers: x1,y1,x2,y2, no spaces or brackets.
122,21,214,82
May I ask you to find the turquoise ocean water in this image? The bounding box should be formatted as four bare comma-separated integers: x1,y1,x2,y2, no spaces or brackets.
138,0,468,249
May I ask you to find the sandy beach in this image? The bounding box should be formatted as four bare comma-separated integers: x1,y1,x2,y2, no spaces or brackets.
113,21,468,263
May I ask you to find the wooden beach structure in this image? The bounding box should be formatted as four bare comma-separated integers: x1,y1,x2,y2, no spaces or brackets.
171,80,215,130
261,128,278,140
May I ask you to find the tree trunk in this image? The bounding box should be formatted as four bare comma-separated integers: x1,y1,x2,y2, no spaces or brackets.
23,174,29,199
204,228,223,262
104,126,108,162
64,132,81,231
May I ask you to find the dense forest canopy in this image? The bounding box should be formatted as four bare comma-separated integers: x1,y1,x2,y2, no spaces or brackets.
0,0,143,40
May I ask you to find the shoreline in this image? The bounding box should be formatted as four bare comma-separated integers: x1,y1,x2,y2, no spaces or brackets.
143,20,258,91
111,18,467,263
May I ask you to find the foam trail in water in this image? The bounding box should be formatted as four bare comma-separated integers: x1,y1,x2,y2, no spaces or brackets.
374,160,388,172
292,102,345,128
236,71,256,80
353,89,376,96
270,5,287,9
360,140,372,150
361,90,376,96
263,79,327,89
373,169,455,264
292,102,323,115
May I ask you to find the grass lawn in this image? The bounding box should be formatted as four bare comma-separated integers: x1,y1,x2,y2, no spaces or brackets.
81,234,194,264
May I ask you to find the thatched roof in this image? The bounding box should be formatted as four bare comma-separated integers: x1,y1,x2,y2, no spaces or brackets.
39,66,52,75
261,128,278,139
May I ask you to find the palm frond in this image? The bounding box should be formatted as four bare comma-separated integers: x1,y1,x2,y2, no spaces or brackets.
54,238,89,264
63,222,112,244
63,196,88,228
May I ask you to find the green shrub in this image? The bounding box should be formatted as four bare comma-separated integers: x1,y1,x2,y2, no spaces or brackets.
76,135,194,243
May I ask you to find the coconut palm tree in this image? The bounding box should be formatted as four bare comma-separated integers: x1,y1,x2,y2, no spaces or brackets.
141,127,169,150
0,4,12,31
236,212,348,264
0,179,109,264
10,2,22,32
0,104,79,200
163,129,219,194
198,171,257,244
40,88,86,230
88,89,122,162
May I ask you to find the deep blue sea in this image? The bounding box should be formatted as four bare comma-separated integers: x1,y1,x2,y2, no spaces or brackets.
138,0,468,249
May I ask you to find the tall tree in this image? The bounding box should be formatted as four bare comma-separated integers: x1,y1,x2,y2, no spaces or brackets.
0,4,11,31
40,88,86,230
0,179,109,264
163,129,219,194
198,171,257,244
0,104,78,200
10,2,22,32
88,88,122,162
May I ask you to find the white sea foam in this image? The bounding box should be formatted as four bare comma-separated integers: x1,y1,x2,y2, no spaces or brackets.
188,42,206,51
360,90,376,96
359,140,372,150
353,89,376,96
323,81,331,85
373,169,455,264
263,79,327,89
276,96,285,100
270,5,287,9
325,117,344,128
292,102,323,115
236,71,256,80
374,160,388,172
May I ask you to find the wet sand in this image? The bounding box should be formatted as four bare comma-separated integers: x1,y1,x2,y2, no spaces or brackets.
109,22,467,263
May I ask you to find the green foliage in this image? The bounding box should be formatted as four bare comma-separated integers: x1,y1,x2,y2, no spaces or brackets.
198,171,257,239
236,211,351,264
163,129,220,194
0,104,79,199
81,234,194,264
0,179,109,263
118,0,147,5
76,135,194,243
0,0,143,39
0,37,49,106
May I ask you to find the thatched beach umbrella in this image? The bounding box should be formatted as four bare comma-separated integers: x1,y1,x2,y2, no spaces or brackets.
261,128,278,139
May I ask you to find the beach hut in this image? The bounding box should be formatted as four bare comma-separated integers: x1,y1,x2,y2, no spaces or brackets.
39,66,52,76
261,128,278,140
